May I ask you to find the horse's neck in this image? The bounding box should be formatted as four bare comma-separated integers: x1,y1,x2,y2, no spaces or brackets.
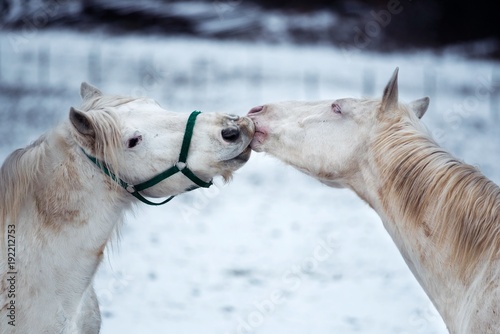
355,160,457,291
33,124,128,259
38,124,129,236
353,125,500,332
16,125,130,324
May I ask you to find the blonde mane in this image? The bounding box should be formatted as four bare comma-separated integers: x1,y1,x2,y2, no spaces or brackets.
0,95,136,245
374,108,500,280
0,137,47,243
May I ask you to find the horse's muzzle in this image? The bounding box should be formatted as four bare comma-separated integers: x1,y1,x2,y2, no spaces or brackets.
221,115,255,143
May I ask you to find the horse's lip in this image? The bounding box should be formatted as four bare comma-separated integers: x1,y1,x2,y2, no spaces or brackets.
249,128,266,150
247,115,266,149
225,145,252,162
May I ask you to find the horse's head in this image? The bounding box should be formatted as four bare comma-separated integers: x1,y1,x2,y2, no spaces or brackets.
248,68,430,188
69,83,254,199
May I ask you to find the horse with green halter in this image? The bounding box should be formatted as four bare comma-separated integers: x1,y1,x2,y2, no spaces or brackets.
83,111,212,206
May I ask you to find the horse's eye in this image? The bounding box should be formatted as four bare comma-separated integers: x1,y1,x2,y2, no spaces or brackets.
332,103,342,115
127,135,142,148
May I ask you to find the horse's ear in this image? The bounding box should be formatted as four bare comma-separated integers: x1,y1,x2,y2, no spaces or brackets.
80,82,102,101
70,107,95,138
381,67,399,112
409,97,430,119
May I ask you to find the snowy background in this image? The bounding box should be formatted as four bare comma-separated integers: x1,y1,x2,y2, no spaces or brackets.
1,2,500,333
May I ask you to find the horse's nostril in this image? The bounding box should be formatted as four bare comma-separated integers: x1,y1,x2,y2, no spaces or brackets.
221,127,240,142
248,105,264,115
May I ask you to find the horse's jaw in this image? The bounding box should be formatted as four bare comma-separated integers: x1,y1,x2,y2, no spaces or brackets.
319,179,345,189
223,145,252,165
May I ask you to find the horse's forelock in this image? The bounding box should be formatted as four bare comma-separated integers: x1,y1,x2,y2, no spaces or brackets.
77,94,142,185
85,109,126,188
80,95,138,112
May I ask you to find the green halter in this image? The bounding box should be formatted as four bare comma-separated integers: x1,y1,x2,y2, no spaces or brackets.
83,110,213,206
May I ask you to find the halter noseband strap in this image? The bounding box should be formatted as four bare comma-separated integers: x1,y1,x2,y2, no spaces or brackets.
82,110,213,206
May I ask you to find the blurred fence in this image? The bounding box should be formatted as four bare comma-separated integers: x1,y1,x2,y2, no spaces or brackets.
0,33,500,128
0,42,328,109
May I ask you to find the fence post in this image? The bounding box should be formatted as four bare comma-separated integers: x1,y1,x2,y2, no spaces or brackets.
490,67,500,123
362,68,375,97
423,67,437,103
135,55,153,96
0,39,2,83
192,57,209,105
304,71,319,100
88,46,101,85
38,45,49,86
248,65,262,103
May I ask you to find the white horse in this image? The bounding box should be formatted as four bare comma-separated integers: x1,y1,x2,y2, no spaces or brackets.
0,83,254,334
248,68,499,334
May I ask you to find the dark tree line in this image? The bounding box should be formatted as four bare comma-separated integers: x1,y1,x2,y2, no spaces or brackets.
1,0,499,54
251,0,500,48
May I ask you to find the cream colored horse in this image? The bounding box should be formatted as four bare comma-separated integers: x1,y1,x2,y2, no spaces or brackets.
248,68,499,334
0,83,254,333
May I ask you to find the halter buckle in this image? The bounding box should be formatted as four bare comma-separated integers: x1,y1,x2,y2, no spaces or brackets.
126,184,135,193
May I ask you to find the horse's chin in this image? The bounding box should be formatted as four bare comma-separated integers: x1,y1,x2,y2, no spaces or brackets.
221,145,252,169
214,146,250,182
229,145,252,163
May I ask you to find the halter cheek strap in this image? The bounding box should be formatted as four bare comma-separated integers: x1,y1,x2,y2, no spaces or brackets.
82,110,213,206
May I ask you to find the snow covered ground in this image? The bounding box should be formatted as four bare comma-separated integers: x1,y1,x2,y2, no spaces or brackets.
1,30,499,333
